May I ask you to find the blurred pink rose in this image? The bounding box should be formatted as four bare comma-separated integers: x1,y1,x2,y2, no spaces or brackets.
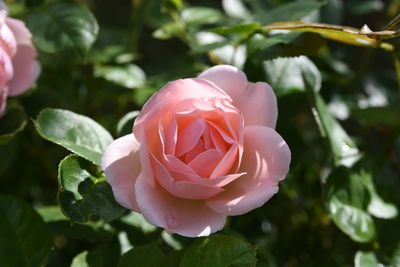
0,9,40,116
102,65,291,237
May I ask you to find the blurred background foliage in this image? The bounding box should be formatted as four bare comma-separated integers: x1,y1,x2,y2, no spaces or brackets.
1,0,400,266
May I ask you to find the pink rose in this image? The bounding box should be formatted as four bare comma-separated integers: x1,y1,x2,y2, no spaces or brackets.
0,9,40,116
102,65,291,237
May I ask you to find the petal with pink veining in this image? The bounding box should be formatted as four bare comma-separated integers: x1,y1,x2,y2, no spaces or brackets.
101,134,141,211
206,126,291,216
135,173,226,237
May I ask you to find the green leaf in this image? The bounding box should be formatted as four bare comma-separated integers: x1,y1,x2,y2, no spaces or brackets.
180,234,257,267
36,206,67,222
325,168,376,243
181,7,223,25
153,21,184,40
263,56,321,97
190,40,231,55
58,154,126,223
264,21,393,51
0,194,53,267
351,106,400,127
94,64,146,89
307,88,361,167
118,243,182,267
26,2,99,61
0,103,27,145
354,251,379,267
361,172,398,219
258,1,326,25
163,0,182,12
210,23,261,35
34,108,113,165
116,111,140,137
247,32,326,61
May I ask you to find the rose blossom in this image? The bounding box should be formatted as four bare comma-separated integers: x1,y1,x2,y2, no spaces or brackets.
102,65,291,237
0,8,40,116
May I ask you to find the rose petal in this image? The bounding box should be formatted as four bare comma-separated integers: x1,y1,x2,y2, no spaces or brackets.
8,45,40,96
188,149,223,178
199,65,278,128
0,47,13,88
176,117,205,156
238,82,277,128
206,126,291,215
0,23,16,57
198,65,248,104
101,134,141,211
135,174,227,237
0,86,7,116
150,153,223,199
134,78,230,142
5,18,32,46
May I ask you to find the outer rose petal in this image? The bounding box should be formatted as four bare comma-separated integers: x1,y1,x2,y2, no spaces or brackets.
8,45,40,96
199,65,278,128
101,134,141,211
206,126,291,216
5,18,32,46
135,173,226,237
0,86,7,116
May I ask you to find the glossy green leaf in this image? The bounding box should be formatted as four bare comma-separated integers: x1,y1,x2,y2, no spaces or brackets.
35,108,113,165
119,212,157,234
118,243,182,267
181,7,223,25
180,234,257,267
354,251,379,267
94,64,146,89
264,21,393,51
58,154,126,223
0,103,27,145
263,56,321,97
325,168,375,243
0,194,53,267
26,2,99,61
258,1,326,25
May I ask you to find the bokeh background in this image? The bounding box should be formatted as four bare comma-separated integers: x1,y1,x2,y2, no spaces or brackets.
1,0,400,266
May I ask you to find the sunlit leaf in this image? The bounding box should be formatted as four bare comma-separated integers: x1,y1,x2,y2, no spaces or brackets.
263,56,321,97
116,111,140,137
325,168,375,243
153,21,184,40
35,108,113,165
264,21,393,51
354,251,379,267
0,194,53,267
94,64,146,89
181,7,223,25
58,154,126,223
210,23,261,36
